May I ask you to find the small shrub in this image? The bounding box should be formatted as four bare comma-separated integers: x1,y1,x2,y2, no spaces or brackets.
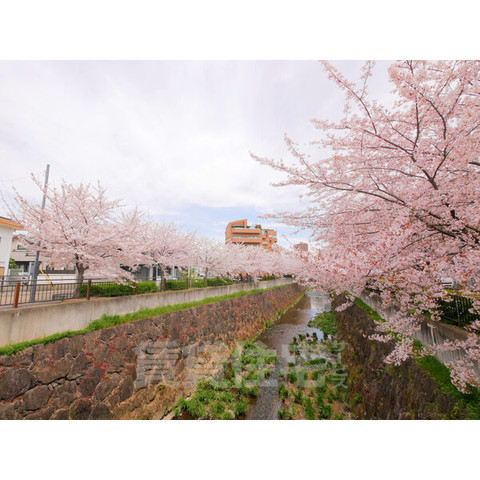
318,403,332,419
261,275,276,281
308,311,338,336
307,358,327,366
166,280,187,290
206,277,235,287
211,401,226,418
304,398,316,420
326,389,338,404
135,281,158,294
293,390,304,404
296,369,307,388
220,391,235,403
351,393,363,405
265,354,278,365
185,398,208,418
233,399,248,417
278,383,288,400
316,383,327,396
287,371,297,384
278,408,293,420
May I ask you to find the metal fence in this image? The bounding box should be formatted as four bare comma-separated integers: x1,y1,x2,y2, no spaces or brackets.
1,278,78,307
0,276,242,308
438,295,480,328
0,278,142,308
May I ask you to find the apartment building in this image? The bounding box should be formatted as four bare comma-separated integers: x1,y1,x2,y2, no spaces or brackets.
225,219,277,250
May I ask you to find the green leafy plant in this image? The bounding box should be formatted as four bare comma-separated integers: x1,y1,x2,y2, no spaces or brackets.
278,383,288,400
277,408,293,420
304,398,316,420
308,311,338,336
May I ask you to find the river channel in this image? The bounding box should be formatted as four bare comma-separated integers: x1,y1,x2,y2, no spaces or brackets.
245,291,331,420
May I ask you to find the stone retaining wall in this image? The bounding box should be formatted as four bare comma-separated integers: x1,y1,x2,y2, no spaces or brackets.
334,295,460,419
0,283,304,419
0,278,294,347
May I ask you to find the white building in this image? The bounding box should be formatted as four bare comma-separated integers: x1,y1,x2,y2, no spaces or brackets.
10,234,44,274
0,216,22,277
10,234,77,281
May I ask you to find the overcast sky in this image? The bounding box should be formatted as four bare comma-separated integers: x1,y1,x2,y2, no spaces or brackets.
0,60,394,247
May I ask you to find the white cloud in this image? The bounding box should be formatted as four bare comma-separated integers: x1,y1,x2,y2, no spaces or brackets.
0,60,394,240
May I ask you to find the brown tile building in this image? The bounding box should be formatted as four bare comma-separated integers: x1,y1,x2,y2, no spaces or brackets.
225,219,277,250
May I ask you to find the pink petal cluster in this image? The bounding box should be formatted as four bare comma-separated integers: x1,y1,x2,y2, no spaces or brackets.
8,178,302,290
253,60,480,392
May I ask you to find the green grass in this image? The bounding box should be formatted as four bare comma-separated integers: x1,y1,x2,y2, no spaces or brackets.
0,284,290,356
416,355,480,419
277,407,293,419
166,277,236,290
276,308,351,420
308,311,338,336
0,330,85,357
355,297,480,418
173,340,278,419
354,297,385,322
304,397,316,420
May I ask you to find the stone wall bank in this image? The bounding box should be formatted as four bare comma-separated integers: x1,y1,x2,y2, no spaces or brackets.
0,283,304,420
0,278,294,348
334,294,460,419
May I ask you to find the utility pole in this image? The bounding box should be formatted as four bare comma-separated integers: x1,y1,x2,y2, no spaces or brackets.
29,164,50,303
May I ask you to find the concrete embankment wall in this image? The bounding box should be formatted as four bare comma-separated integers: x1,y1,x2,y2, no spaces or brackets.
0,278,294,347
0,283,304,419
360,293,479,375
334,294,460,419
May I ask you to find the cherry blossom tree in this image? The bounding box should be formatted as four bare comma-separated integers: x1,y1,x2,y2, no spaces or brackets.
224,241,300,282
138,220,196,289
221,242,247,279
267,245,303,278
253,60,480,392
193,235,230,285
238,246,279,280
9,177,144,297
191,237,290,284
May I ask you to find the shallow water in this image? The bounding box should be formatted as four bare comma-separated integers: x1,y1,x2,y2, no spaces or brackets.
245,291,330,420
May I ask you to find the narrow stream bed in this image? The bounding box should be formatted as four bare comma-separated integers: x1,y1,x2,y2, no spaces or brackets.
245,291,331,420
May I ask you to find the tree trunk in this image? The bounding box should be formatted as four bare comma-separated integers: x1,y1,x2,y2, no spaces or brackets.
73,265,85,298
204,268,208,287
159,266,166,291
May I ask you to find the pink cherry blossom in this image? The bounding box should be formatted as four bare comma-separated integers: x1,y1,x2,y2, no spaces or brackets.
9,177,144,296
253,60,480,392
